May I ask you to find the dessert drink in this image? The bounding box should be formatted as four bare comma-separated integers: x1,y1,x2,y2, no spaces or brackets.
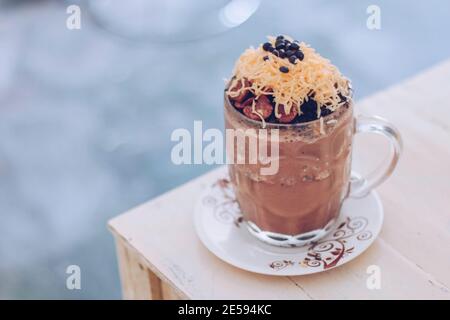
225,97,353,237
225,35,354,246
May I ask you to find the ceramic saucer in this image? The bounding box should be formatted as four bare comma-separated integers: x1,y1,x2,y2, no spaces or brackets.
194,169,383,276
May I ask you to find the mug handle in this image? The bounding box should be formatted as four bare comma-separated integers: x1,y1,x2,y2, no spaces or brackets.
349,115,403,198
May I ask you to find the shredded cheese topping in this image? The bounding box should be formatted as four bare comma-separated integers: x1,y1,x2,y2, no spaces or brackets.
250,99,267,128
228,35,352,118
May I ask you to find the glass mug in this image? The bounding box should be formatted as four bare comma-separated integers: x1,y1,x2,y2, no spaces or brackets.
224,93,402,247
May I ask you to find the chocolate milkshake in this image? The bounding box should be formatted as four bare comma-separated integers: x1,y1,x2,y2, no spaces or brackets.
225,35,354,246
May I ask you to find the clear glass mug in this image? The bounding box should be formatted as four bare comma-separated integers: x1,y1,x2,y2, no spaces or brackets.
224,94,402,247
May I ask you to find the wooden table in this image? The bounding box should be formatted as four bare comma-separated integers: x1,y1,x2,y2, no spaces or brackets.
108,60,450,300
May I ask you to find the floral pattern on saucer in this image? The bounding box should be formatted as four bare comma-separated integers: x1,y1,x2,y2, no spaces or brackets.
195,171,383,276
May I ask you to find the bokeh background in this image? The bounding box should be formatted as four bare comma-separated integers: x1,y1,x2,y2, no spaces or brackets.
0,0,449,299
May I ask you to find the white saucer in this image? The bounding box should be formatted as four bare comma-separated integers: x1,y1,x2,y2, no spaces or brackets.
194,170,384,276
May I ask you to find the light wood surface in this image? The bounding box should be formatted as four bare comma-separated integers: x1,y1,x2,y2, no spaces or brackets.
108,59,450,300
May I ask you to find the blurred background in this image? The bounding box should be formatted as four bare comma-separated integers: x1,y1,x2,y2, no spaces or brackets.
0,0,449,299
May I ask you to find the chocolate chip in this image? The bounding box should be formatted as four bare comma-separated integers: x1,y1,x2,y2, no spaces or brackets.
338,93,347,103
279,66,289,73
288,56,297,64
275,43,285,50
301,98,318,114
262,42,272,51
290,42,300,50
285,50,295,57
320,107,332,117
295,50,304,60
